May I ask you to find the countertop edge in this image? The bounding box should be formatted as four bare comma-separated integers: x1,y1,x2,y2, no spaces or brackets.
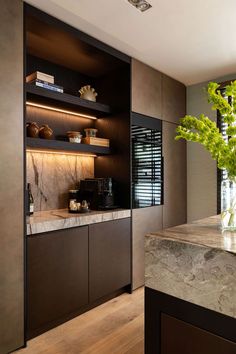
27,209,131,236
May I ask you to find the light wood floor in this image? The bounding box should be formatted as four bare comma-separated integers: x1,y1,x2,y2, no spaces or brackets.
15,288,144,354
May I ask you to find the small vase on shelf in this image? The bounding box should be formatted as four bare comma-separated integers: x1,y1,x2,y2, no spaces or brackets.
221,179,236,231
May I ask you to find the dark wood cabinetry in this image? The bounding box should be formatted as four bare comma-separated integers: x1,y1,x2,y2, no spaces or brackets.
27,226,89,338
132,62,187,229
132,59,162,119
162,73,186,124
25,5,131,209
89,218,131,302
161,314,236,354
163,121,187,228
27,218,131,338
145,287,236,354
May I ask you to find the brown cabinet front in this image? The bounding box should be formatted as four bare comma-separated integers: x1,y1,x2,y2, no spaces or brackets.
89,218,131,302
27,226,89,338
132,59,162,119
163,121,187,228
161,313,236,354
162,73,186,124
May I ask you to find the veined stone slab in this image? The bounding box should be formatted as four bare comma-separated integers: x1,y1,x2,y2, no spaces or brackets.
145,215,236,319
27,209,131,235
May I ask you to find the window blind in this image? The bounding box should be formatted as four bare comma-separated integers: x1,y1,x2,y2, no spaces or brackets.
132,125,163,208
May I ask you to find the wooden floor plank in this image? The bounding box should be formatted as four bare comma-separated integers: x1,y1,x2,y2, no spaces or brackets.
15,288,144,354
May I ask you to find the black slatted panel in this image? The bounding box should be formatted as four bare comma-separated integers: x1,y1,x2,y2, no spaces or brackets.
132,125,163,208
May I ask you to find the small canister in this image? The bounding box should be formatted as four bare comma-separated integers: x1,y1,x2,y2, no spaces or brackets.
68,190,79,211
69,199,78,211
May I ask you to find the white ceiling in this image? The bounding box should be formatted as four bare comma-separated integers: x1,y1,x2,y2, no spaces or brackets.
25,0,236,85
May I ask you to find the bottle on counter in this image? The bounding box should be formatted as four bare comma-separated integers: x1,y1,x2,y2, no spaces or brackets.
27,183,34,216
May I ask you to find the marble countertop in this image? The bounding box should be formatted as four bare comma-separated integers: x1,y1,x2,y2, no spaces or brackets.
27,208,131,235
147,215,236,254
145,215,236,319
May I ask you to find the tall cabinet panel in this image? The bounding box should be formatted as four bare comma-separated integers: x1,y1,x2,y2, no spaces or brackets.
163,121,187,228
0,1,24,353
132,206,163,290
132,59,162,119
131,60,187,290
162,73,186,124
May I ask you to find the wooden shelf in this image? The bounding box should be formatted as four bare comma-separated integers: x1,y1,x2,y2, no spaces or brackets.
26,137,111,155
25,83,112,118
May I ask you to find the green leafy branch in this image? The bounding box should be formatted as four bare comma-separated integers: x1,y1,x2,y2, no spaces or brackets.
175,81,236,181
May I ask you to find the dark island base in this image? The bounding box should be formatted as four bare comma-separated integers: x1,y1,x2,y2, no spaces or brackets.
145,287,236,354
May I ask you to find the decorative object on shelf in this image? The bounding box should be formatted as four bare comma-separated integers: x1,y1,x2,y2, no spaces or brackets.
82,136,110,147
26,71,63,93
79,85,98,102
26,71,54,84
176,81,236,231
84,128,98,137
26,122,40,138
67,131,83,143
39,124,53,139
29,79,64,93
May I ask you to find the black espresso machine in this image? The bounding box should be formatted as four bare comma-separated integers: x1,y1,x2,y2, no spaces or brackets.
79,178,118,210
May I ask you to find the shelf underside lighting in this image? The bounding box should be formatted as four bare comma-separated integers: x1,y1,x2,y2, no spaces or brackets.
26,101,97,120
26,148,97,158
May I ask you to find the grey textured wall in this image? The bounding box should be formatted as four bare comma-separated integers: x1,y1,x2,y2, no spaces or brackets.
187,73,236,222
0,1,24,353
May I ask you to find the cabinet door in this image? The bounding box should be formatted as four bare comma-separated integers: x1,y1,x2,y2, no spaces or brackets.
163,121,187,228
89,218,131,302
162,73,186,124
161,314,236,354
27,226,88,337
132,59,162,119
132,206,163,290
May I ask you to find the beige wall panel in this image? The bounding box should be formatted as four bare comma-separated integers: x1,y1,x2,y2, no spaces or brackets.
132,206,163,290
162,74,186,124
132,59,162,119
187,81,217,222
0,1,24,353
163,121,187,228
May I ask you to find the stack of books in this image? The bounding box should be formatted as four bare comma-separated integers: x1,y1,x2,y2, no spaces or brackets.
26,71,64,93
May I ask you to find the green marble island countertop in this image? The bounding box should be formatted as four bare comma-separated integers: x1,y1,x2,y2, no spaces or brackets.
27,208,131,236
145,215,236,319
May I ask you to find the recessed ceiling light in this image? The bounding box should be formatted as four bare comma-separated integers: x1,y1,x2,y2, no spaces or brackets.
127,0,152,12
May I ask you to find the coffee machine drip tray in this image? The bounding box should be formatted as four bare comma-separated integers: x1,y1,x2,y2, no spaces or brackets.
98,205,119,211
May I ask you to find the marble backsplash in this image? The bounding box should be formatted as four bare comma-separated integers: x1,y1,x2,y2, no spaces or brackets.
27,151,94,211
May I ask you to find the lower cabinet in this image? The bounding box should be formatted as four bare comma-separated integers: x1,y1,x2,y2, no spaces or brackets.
145,287,236,354
27,226,89,338
89,218,131,302
27,218,131,338
161,314,236,354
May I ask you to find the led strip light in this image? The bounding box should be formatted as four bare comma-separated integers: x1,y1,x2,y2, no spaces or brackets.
26,149,97,158
26,101,97,120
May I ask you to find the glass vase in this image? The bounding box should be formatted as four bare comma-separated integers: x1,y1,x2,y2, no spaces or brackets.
221,179,236,230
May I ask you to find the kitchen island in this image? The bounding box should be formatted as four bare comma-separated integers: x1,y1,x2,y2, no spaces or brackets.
145,215,236,354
